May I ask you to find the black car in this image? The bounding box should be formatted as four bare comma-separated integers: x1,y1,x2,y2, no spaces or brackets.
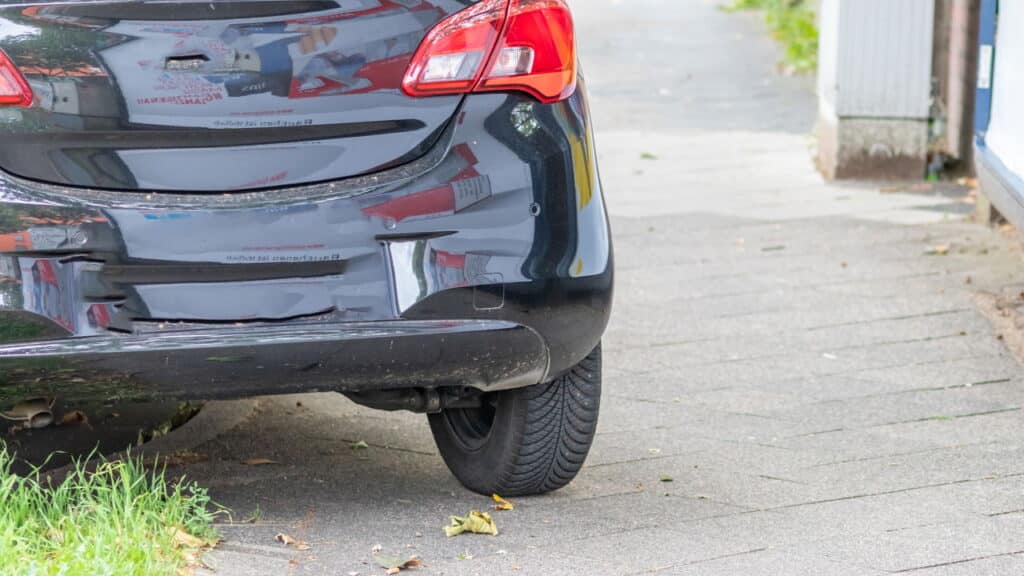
0,0,612,496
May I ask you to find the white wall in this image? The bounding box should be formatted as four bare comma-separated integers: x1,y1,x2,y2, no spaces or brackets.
818,0,934,120
985,1,1024,179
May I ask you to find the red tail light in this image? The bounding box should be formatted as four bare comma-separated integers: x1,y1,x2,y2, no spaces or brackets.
0,50,32,107
402,0,577,104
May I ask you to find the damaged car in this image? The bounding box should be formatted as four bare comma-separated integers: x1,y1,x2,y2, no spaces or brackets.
0,0,612,495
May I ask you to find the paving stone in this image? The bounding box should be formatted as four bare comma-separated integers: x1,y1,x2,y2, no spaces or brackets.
558,527,760,575
795,515,1024,573
670,548,889,576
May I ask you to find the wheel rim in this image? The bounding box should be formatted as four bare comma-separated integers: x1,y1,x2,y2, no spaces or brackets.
442,394,498,451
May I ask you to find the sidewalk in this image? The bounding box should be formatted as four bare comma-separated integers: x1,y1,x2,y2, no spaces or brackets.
184,2,1024,574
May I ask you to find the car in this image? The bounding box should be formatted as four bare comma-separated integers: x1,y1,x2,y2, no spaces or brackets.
0,0,612,496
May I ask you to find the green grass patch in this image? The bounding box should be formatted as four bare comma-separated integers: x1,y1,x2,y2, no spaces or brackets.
0,446,220,575
725,0,819,73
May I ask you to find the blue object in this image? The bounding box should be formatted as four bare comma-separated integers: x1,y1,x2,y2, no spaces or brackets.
974,0,998,143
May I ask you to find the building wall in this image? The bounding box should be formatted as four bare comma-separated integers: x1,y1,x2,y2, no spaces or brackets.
816,0,935,180
831,0,934,119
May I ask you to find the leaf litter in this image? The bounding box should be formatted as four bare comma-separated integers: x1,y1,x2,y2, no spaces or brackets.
445,511,498,537
275,533,311,551
491,494,514,511
374,554,423,574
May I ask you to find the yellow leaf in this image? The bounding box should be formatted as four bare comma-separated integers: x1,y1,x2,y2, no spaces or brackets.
491,494,514,511
444,511,498,537
170,528,205,550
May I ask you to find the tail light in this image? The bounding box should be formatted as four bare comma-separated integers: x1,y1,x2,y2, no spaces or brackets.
402,0,577,104
0,50,32,107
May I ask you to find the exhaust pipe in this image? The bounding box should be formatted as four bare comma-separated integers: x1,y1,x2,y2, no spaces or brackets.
1,397,55,429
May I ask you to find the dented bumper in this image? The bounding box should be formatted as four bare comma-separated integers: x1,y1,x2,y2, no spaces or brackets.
0,90,612,407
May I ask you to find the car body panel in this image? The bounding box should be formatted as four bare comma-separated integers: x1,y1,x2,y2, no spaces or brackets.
0,0,478,191
0,84,613,409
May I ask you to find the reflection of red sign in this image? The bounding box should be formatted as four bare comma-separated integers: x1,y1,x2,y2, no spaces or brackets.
428,250,494,290
361,144,492,222
33,261,58,286
0,232,32,252
324,53,409,96
87,304,112,328
434,250,465,269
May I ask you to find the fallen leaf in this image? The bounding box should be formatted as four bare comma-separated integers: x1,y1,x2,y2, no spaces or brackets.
659,475,674,483
61,410,91,429
491,494,514,511
445,511,498,537
374,554,422,573
242,458,278,466
275,533,311,551
350,440,370,450
171,528,206,550
925,245,951,256
0,397,54,429
640,152,658,160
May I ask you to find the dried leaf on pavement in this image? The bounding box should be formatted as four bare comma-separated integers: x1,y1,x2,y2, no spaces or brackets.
275,533,311,551
926,245,951,256
491,494,514,511
61,410,91,429
445,511,498,537
170,527,214,550
242,458,278,466
374,554,423,574
659,475,674,483
350,440,370,450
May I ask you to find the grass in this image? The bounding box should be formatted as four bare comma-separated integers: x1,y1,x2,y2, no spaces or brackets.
0,446,221,576
725,0,819,73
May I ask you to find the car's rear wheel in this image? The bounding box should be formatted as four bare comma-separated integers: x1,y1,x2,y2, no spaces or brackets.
428,344,602,496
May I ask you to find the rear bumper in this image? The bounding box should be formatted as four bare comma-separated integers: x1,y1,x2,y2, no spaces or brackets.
0,87,612,408
0,320,550,402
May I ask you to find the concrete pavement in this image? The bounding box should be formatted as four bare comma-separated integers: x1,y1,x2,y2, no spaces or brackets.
176,1,1024,574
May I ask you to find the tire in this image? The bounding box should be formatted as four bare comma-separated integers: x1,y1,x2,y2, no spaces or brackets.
428,344,602,496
